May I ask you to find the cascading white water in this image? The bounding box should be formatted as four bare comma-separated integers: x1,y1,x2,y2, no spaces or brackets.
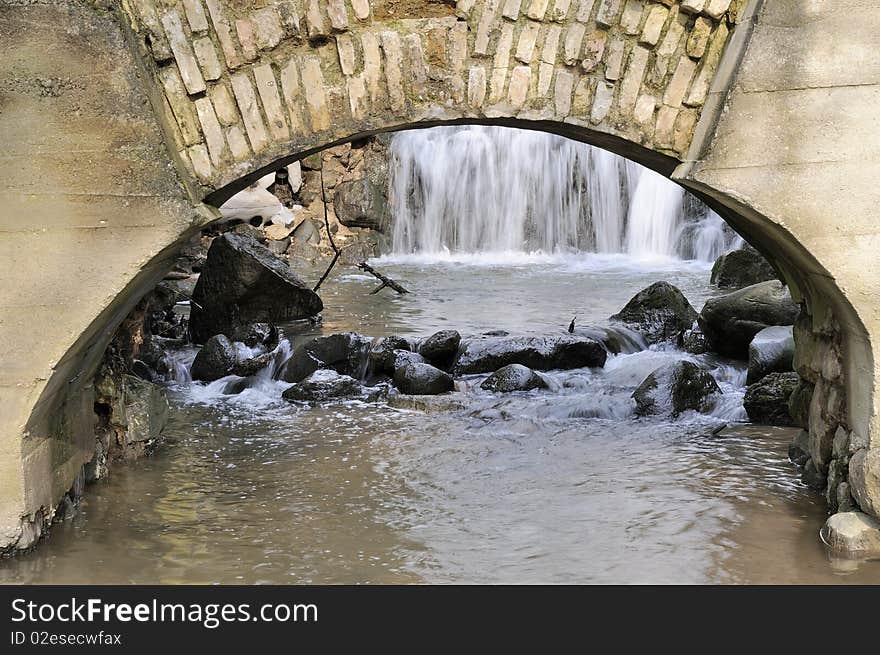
389,126,737,261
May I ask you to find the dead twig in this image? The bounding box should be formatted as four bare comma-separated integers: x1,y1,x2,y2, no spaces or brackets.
313,163,341,293
358,261,409,295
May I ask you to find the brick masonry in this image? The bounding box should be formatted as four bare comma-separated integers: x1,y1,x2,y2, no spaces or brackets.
122,0,740,196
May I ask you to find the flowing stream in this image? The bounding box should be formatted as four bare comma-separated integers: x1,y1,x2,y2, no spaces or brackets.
3,127,879,584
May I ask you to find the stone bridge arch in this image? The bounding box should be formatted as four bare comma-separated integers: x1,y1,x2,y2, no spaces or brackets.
1,0,879,555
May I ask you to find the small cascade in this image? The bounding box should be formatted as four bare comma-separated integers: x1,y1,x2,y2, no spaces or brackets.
389,126,740,261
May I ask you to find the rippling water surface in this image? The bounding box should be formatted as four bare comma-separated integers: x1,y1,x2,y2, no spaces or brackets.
3,256,880,584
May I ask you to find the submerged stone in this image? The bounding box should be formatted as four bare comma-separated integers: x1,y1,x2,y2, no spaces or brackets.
743,371,799,426
821,512,880,558
481,364,548,393
282,332,373,383
632,360,721,417
282,370,362,402
454,335,606,375
191,334,237,382
419,330,462,368
393,362,454,395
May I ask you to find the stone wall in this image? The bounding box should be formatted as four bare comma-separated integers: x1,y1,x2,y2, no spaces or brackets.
120,0,741,199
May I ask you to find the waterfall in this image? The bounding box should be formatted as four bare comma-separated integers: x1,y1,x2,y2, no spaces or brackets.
388,126,737,261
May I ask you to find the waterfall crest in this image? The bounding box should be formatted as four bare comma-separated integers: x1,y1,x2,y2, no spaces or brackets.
388,126,738,262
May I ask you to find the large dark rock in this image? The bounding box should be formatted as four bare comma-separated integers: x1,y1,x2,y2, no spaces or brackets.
632,360,721,417
189,233,323,343
454,335,606,375
747,325,794,384
419,330,461,368
393,362,454,395
788,379,814,429
369,335,412,373
282,370,362,402
743,371,799,426
610,282,697,345
698,281,799,359
332,178,386,231
282,332,373,382
232,352,275,377
231,322,278,349
481,364,547,393
710,245,777,289
191,334,237,382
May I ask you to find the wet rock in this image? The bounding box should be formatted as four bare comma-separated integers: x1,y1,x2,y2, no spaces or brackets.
454,335,606,375
387,394,468,413
419,330,461,368
788,379,814,429
232,352,275,377
826,458,849,513
801,457,827,490
191,335,237,382
681,324,710,355
332,178,386,231
389,350,427,373
697,281,799,359
282,370,362,402
231,322,278,349
369,335,412,373
282,332,373,383
821,512,880,558
189,233,323,343
573,325,646,355
837,483,858,514
743,371,799,426
610,281,697,345
632,360,721,417
481,364,547,393
849,448,880,519
747,325,794,384
120,374,169,445
393,362,454,395
789,430,811,467
710,244,777,289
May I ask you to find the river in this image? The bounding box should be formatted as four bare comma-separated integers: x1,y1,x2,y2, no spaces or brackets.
2,127,879,584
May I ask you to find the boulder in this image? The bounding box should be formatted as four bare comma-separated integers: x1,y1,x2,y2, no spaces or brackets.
747,325,794,384
743,371,799,426
191,335,237,382
849,448,880,519
573,325,646,355
821,512,880,558
283,332,373,383
632,360,721,417
120,374,169,446
787,379,814,429
681,324,710,355
788,430,810,467
189,233,323,343
610,281,697,345
389,349,427,372
801,458,827,490
332,178,386,231
231,322,278,349
282,370,363,402
419,330,461,367
710,244,777,289
232,352,275,377
481,364,547,393
393,362,454,395
369,335,412,373
697,281,799,359
454,335,606,375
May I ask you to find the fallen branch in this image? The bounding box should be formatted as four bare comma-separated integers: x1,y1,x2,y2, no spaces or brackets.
313,163,341,293
357,261,409,295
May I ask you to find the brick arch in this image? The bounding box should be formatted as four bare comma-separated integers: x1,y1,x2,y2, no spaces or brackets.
124,0,738,203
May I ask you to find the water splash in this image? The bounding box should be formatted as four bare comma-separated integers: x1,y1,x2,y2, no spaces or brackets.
389,126,739,261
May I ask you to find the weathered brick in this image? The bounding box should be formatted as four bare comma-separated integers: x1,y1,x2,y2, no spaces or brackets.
209,83,239,126
581,29,607,72
225,125,250,162
351,0,371,21
404,34,429,99
194,97,227,166
252,7,285,51
658,12,686,56
162,10,207,95
230,72,269,152
361,32,383,106
673,108,698,152
507,65,531,108
662,55,696,106
654,104,678,147
603,35,624,81
563,22,586,66
301,57,330,131
538,63,554,97
571,77,593,115
503,0,523,20
159,67,201,146
457,0,479,18
590,81,614,123
515,21,541,64
280,59,306,134
617,45,650,115
554,69,575,117
235,19,257,62
347,74,368,120
595,0,622,28
489,22,515,103
253,64,289,140
620,0,645,35
187,144,212,183
680,0,705,14
527,0,551,20
304,0,329,40
381,31,406,113
538,25,562,95
182,0,209,33
640,4,668,47
327,0,349,32
550,0,573,21
449,22,468,103
685,20,728,107
193,37,223,81
132,0,173,61
686,17,713,58
336,33,357,76
704,0,732,19
576,0,598,22
633,93,656,125
204,0,242,69
475,0,501,56
468,66,488,108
